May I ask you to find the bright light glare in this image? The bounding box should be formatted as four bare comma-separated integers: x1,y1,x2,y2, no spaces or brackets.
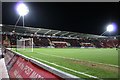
106,24,114,32
16,3,29,16
12,30,15,33
0,24,3,26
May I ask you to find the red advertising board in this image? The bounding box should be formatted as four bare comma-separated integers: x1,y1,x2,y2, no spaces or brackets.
9,57,62,80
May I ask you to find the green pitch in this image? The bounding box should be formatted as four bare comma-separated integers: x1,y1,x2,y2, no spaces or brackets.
14,48,119,79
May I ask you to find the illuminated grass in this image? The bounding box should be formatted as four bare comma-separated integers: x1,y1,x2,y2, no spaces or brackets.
13,48,118,79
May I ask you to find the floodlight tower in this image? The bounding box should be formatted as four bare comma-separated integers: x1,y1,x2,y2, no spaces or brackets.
15,3,29,28
13,3,29,51
100,24,114,36
101,23,118,48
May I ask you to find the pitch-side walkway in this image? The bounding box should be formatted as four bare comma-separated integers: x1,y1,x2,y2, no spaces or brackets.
0,49,9,79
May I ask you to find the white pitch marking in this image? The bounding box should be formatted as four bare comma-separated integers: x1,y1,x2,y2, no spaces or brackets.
31,56,102,80
22,50,119,67
35,52,119,68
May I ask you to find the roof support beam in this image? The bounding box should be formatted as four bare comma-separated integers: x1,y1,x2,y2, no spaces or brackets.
60,32,69,36
35,29,41,34
68,33,77,37
44,30,51,35
73,35,80,38
53,31,61,35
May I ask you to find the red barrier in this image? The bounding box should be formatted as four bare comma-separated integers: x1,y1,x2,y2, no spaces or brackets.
4,49,15,65
9,57,62,80
7,55,19,71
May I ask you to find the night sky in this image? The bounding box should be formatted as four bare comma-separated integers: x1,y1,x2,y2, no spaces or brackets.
2,2,119,36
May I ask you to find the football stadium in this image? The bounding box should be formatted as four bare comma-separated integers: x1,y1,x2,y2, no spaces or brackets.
0,2,120,80
0,24,119,80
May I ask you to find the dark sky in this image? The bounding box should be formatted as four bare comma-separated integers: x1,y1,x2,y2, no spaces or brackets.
2,2,119,36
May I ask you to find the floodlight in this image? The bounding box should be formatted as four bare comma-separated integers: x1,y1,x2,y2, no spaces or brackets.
0,24,3,26
12,30,15,33
106,24,114,32
101,23,117,36
16,3,29,16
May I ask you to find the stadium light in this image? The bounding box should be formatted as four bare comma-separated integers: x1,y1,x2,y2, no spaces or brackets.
106,24,114,32
12,30,15,33
14,2,29,31
0,24,3,26
100,24,115,36
16,3,29,16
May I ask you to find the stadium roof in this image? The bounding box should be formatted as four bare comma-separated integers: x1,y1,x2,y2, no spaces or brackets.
1,24,109,39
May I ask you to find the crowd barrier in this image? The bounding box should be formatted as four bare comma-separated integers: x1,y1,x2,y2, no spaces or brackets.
4,48,79,80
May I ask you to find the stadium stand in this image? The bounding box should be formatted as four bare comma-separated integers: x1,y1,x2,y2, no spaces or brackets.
1,32,119,48
34,37,50,47
1,24,119,48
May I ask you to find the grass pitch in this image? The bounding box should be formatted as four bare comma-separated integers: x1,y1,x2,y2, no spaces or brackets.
14,48,118,79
